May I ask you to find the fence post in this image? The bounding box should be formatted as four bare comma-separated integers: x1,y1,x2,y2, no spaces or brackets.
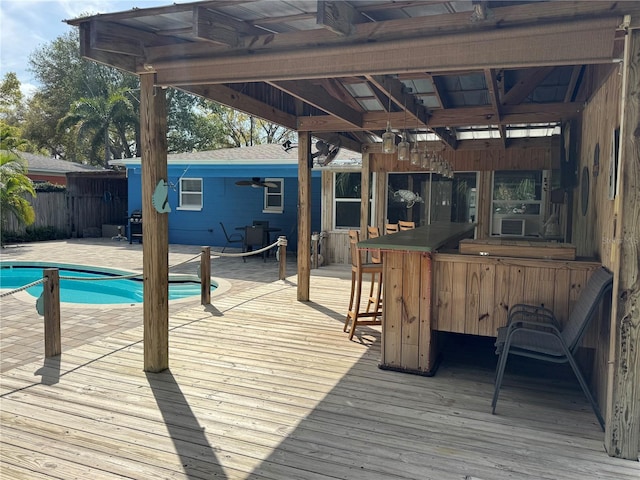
278,236,287,281
43,268,61,358
200,246,211,305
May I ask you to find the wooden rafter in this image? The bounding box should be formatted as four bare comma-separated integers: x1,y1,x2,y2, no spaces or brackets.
564,65,584,102
297,102,583,132
484,68,507,148
178,84,298,130
502,66,555,105
193,7,264,46
268,80,363,128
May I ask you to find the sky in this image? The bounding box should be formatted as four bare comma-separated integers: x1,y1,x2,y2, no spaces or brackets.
0,0,180,97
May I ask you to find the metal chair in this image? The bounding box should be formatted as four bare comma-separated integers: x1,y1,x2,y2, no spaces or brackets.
243,225,266,262
219,222,243,252
492,266,613,430
344,230,382,340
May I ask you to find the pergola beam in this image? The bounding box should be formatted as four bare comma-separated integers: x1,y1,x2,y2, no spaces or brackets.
147,18,619,85
297,102,582,132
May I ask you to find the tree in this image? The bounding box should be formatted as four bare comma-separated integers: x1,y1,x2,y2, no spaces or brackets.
58,88,138,166
0,72,25,125
0,151,36,235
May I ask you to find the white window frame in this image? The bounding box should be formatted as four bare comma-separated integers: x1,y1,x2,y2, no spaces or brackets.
177,177,203,211
490,170,548,237
332,171,375,230
263,178,284,214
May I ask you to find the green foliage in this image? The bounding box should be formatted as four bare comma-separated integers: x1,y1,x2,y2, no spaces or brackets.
0,72,24,125
19,29,294,159
34,182,66,193
0,151,36,229
1,225,69,244
58,88,138,166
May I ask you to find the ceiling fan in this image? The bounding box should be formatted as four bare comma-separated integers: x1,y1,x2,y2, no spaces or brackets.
312,136,341,166
235,177,278,188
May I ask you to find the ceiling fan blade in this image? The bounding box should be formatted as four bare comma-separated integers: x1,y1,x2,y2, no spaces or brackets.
262,181,278,188
235,180,253,186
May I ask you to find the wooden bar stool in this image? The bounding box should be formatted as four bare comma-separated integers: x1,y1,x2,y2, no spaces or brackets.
344,230,382,340
398,220,415,230
366,226,383,313
385,223,399,234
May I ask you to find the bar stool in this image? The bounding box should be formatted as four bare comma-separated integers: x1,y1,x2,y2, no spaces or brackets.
344,230,383,340
385,223,399,234
398,220,415,230
366,226,383,313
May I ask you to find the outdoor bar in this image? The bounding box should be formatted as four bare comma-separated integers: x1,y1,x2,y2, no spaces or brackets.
359,225,601,376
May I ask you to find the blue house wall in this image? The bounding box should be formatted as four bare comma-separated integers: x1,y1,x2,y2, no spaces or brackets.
126,163,321,250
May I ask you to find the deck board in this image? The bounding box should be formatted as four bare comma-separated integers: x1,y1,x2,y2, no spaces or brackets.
1,240,638,479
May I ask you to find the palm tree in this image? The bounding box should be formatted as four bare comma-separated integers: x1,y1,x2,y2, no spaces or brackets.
0,151,36,239
58,88,138,167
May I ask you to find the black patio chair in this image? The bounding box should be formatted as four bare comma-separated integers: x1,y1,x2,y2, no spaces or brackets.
492,266,613,431
243,225,266,262
219,222,243,253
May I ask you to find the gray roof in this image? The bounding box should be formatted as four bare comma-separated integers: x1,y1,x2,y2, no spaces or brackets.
111,143,361,167
158,143,360,163
17,152,106,174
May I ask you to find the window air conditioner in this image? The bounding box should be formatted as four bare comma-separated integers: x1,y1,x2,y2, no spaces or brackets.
500,218,526,236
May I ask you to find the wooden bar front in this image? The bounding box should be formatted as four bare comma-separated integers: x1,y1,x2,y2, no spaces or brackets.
360,226,602,376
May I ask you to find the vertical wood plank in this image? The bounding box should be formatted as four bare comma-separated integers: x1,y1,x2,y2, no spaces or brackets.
200,247,211,305
419,254,435,372
140,73,169,373
606,25,640,459
360,151,370,236
507,265,525,313
464,263,481,336
400,252,421,370
478,263,496,336
450,262,467,333
493,264,510,331
297,131,311,301
382,251,403,368
434,259,453,332
43,268,60,358
476,171,492,239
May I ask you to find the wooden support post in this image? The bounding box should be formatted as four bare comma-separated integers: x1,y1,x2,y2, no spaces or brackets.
297,131,311,301
278,236,287,281
200,246,211,305
360,151,370,237
605,22,640,460
140,73,169,373
43,268,60,358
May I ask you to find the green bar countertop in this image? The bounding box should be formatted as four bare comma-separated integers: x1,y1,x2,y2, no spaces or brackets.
358,223,476,253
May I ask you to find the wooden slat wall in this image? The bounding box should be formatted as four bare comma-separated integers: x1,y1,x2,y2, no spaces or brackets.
4,192,70,235
432,254,601,346
367,137,558,174
573,67,620,261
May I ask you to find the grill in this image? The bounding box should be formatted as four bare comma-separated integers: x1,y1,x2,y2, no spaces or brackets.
129,210,142,244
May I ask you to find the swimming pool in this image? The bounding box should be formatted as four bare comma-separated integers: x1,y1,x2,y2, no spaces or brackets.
0,262,215,305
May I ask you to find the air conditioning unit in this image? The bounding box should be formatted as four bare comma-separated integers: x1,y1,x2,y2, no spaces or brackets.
500,218,526,236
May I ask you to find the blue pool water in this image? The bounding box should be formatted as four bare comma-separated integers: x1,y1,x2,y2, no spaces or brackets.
0,263,214,305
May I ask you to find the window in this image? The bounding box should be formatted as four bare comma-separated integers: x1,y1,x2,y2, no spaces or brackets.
491,170,548,236
263,178,283,213
178,178,202,210
333,172,374,229
387,172,477,226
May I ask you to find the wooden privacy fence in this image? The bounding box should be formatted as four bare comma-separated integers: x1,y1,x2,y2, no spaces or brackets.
4,192,70,235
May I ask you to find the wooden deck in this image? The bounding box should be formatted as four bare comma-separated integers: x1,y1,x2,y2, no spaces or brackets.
1,241,638,479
